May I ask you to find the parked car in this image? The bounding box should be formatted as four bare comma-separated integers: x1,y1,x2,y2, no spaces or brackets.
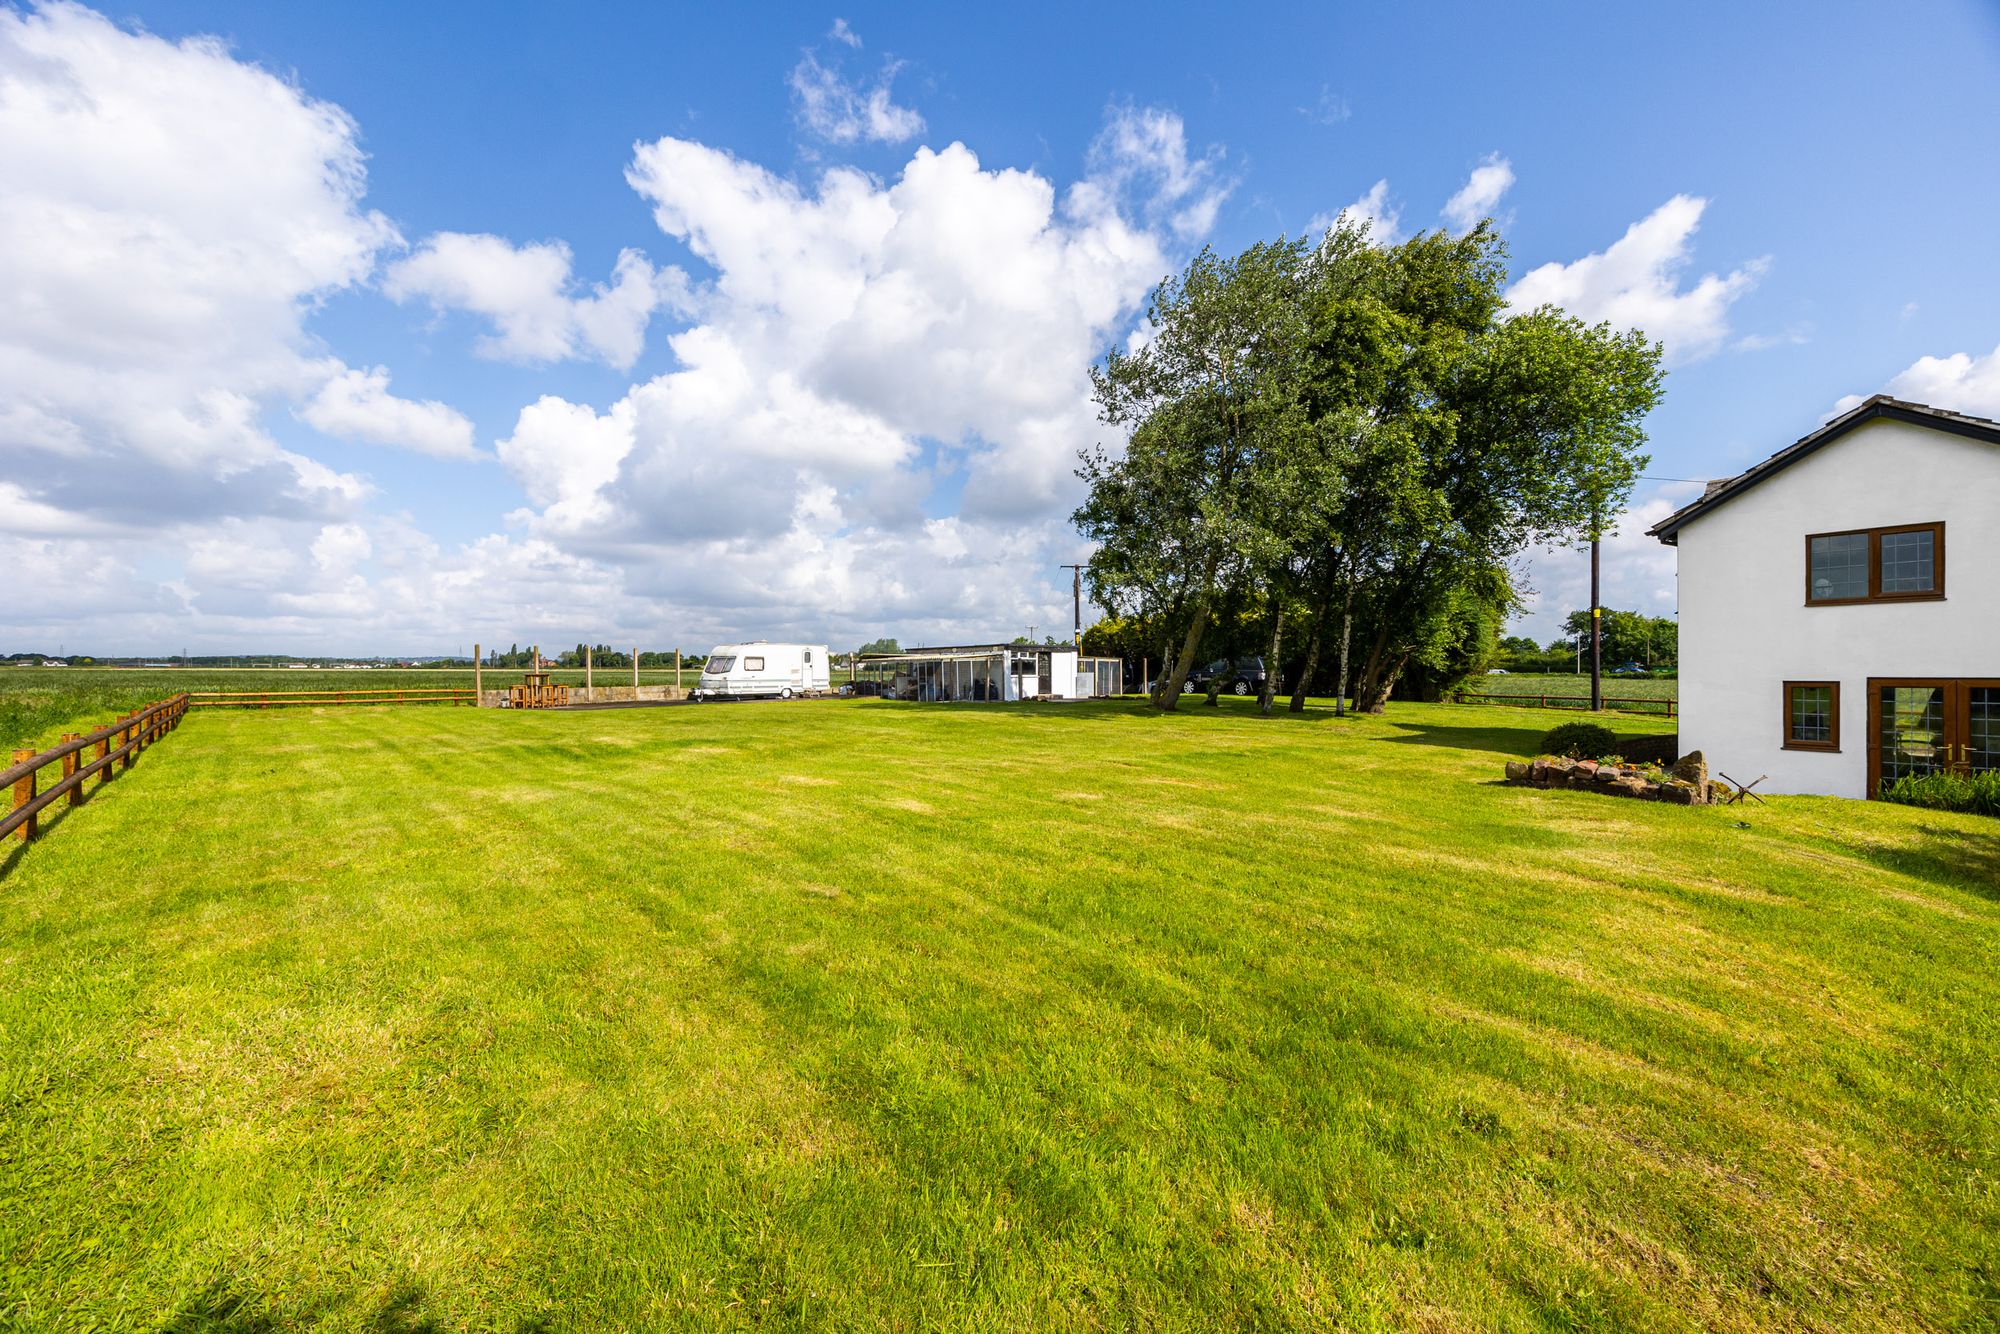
1609,661,1650,678
1486,668,1509,675
1184,656,1272,695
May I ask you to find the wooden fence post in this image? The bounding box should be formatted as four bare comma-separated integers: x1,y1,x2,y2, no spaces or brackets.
473,643,482,705
586,645,593,692
674,648,681,690
62,734,81,807
11,749,33,843
632,648,639,690
96,728,110,788
120,713,134,771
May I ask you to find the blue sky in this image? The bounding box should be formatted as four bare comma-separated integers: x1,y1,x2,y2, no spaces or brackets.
4,0,1998,655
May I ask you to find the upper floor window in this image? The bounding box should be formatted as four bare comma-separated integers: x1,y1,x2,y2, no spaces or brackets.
1806,522,1943,604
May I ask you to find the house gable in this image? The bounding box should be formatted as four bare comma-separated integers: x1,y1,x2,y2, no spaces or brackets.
1648,396,2000,546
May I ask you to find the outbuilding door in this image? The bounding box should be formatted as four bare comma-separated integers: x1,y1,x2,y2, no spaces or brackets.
1867,679,2000,796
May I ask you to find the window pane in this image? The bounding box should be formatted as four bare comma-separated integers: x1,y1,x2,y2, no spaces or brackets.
1971,687,1998,774
1788,685,1833,743
1878,529,1936,593
1808,533,1869,600
1879,686,1946,782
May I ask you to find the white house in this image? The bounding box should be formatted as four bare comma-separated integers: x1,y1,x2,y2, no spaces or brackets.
1649,395,1998,798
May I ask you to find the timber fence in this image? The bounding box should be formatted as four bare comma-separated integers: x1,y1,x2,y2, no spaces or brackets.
4,692,190,846
1452,689,1677,718
5,687,473,856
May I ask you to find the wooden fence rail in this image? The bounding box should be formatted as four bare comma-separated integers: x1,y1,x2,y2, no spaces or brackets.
1452,690,1677,718
3,693,190,845
188,689,477,708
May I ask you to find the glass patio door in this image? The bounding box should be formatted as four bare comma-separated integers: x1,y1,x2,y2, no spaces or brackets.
1870,679,2000,795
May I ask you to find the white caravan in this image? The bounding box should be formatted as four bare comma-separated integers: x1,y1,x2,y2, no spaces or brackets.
692,642,830,701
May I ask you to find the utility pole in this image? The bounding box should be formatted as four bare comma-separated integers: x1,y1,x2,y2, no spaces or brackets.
1589,531,1603,711
1060,564,1084,649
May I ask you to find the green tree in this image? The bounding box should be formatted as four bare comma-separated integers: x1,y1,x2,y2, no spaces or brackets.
856,638,900,655
1077,218,1664,715
1560,608,1676,667
1078,237,1318,711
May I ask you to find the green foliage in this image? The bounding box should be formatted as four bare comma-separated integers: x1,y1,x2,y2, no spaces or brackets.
1880,769,2000,817
1540,720,1620,758
856,638,901,655
1,700,1993,1327
1559,608,1678,668
1077,217,1666,714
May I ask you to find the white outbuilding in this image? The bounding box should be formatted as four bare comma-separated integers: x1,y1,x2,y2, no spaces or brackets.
854,643,1123,702
1649,395,1998,798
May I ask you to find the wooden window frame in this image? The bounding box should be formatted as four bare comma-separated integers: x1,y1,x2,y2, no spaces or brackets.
1782,680,1841,752
1804,522,1945,606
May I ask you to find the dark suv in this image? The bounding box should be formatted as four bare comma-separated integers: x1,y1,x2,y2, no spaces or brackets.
1184,656,1272,695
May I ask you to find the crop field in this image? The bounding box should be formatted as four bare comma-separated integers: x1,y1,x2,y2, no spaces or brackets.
1,696,1994,1330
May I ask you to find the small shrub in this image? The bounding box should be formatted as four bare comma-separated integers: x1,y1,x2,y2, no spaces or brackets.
1540,721,1618,759
1880,769,2000,818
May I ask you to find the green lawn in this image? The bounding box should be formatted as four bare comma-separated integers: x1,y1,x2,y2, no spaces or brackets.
1,698,1994,1330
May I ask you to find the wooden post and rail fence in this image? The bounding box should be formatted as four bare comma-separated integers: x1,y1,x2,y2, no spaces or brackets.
8,638,691,856
5,692,190,846
1451,689,1677,718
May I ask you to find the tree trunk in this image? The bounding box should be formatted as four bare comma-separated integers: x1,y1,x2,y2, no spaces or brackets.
1353,620,1393,709
1155,598,1209,711
1204,586,1238,708
1353,652,1406,714
1258,593,1285,716
1290,561,1339,713
1334,571,1358,716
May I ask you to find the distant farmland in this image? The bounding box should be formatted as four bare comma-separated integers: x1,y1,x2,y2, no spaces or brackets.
0,665,698,751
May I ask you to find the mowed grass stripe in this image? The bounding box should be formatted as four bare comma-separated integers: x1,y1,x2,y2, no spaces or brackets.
0,699,1994,1330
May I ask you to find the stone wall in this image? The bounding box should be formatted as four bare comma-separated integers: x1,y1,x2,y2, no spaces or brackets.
1504,751,1713,805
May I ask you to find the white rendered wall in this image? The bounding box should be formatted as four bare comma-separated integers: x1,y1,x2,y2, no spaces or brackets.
1050,650,1079,698
1674,418,2000,797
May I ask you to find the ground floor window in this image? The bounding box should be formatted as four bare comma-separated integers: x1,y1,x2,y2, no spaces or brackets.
1782,681,1839,751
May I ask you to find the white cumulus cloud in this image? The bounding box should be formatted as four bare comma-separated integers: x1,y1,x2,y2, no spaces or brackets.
384,234,690,370
1504,195,1765,363
453,108,1218,646
0,0,408,532
300,365,479,460
1313,179,1400,245
788,23,925,146
1442,153,1514,232
1830,342,2000,420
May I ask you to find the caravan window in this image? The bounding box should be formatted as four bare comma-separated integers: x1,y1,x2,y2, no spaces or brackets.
744,656,766,671
706,656,736,673
804,650,813,663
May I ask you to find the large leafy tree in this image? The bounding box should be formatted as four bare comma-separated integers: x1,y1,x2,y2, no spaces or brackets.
1077,239,1317,710
1077,218,1664,715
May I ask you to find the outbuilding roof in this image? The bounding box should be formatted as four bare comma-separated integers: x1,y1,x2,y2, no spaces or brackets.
1646,395,2000,545
858,642,1077,660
